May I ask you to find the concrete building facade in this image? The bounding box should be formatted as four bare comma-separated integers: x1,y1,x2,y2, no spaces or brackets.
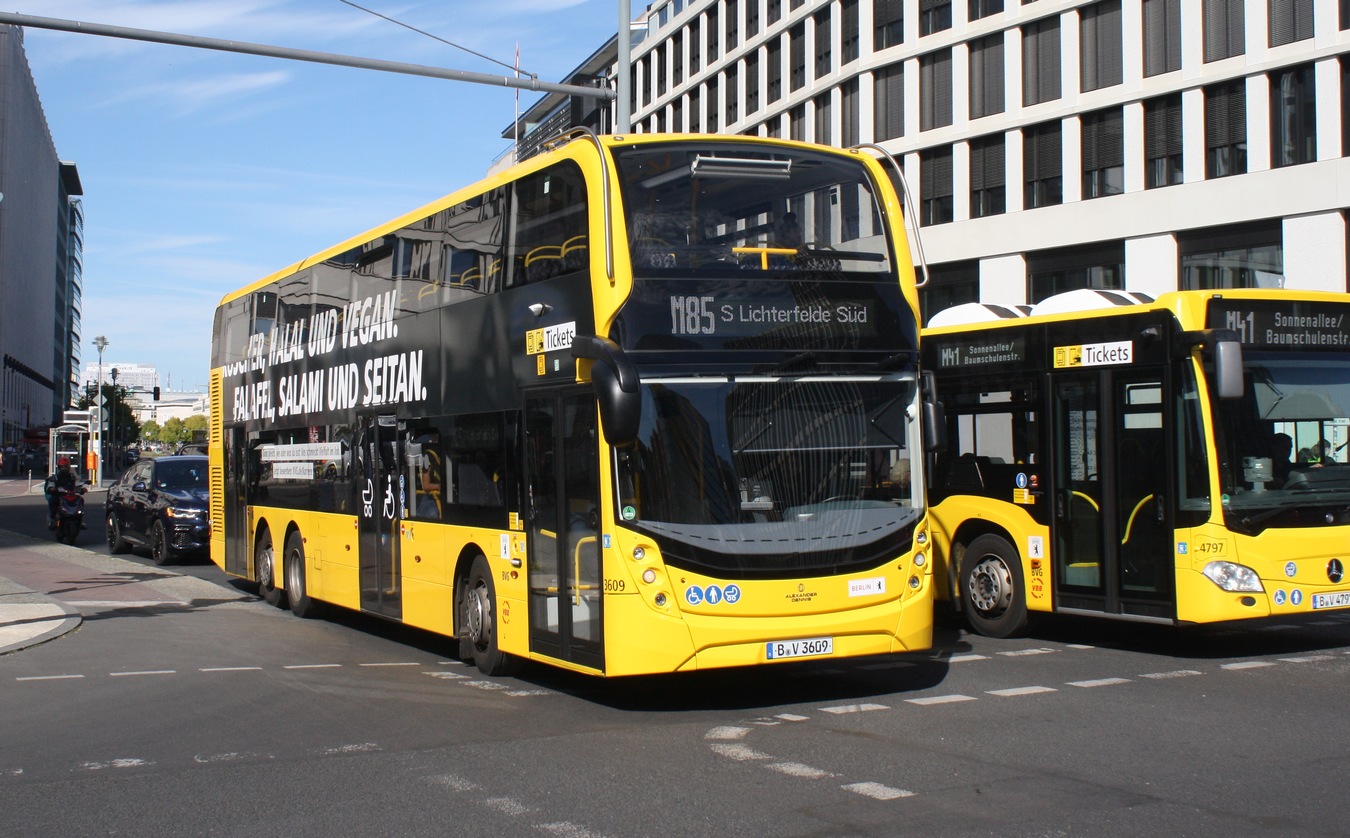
519,0,1350,317
0,24,82,448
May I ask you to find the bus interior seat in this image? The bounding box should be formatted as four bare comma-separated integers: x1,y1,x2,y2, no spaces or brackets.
561,235,588,271
945,454,988,493
457,462,500,507
525,245,563,281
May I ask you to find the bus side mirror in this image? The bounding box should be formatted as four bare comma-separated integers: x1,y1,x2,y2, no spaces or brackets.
921,371,947,453
573,335,641,447
1214,338,1243,400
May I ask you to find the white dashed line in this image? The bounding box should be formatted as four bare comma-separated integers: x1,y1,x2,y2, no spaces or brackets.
905,694,977,705
998,648,1055,657
484,797,532,816
284,663,342,669
110,670,175,677
766,761,833,779
1066,677,1131,688
1222,661,1277,670
986,686,1056,697
820,703,889,714
537,822,608,838
843,781,915,800
358,661,420,667
710,743,771,761
200,666,262,672
1278,655,1334,663
1140,670,1203,679
16,674,83,681
79,758,151,771
706,726,750,740
947,654,988,663
775,713,810,722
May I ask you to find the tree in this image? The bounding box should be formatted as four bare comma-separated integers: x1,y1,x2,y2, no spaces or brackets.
161,417,186,446
140,419,161,445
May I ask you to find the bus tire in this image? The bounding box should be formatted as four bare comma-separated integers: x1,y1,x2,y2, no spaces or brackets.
284,531,322,619
463,555,519,677
960,534,1028,638
255,529,284,608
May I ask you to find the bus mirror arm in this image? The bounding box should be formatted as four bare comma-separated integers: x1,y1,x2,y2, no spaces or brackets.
1179,329,1244,400
572,335,641,447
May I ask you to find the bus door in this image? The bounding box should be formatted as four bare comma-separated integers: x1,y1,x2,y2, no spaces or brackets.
355,414,403,620
524,390,603,670
222,427,248,576
1052,369,1172,618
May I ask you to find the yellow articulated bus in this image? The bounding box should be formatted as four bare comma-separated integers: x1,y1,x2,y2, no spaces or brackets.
208,132,943,676
922,288,1350,637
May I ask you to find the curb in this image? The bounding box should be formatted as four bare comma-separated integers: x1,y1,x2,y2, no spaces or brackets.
0,575,83,655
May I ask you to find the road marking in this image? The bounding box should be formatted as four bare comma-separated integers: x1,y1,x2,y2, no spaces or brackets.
905,694,977,705
1278,655,1334,663
537,823,608,838
358,661,419,667
79,758,151,770
1139,670,1203,679
986,686,1056,697
284,663,342,669
1221,661,1276,670
15,674,84,681
1066,678,1130,688
706,726,750,740
110,670,175,677
484,797,532,816
820,703,889,714
710,743,771,761
775,713,810,722
999,648,1055,657
947,654,988,663
320,743,380,755
767,761,833,779
200,666,262,672
843,782,915,800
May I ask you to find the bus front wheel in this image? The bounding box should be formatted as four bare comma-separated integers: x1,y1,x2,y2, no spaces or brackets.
960,534,1028,638
463,555,519,677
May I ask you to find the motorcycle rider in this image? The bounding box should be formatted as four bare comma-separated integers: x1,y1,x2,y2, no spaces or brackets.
44,456,83,529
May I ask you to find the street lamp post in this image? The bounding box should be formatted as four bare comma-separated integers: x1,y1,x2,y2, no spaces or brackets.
92,335,108,485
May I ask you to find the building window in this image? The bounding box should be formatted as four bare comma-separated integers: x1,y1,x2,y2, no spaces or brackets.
815,8,832,79
1205,79,1246,177
970,134,1007,218
746,52,760,115
1080,0,1123,92
690,18,702,74
874,61,904,141
725,64,740,127
708,4,720,60
673,31,685,86
790,22,807,91
1342,56,1350,155
656,45,668,98
875,0,904,50
1271,63,1317,167
970,34,1005,120
842,0,860,64
1269,0,1313,47
707,82,720,133
1203,0,1244,62
1082,108,1124,199
920,49,954,131
1142,0,1181,76
969,0,1004,22
726,0,739,48
768,39,782,103
690,87,701,132
790,103,806,141
1144,94,1183,188
1179,221,1283,289
842,77,861,147
921,260,980,323
920,0,953,36
814,91,832,145
747,0,759,38
921,146,955,226
1028,241,1125,302
1024,120,1063,208
769,0,782,25
1023,17,1062,106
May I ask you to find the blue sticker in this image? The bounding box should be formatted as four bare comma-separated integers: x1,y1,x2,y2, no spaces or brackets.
1291,589,1303,606
1274,590,1287,606
1016,472,1028,489
1285,561,1297,578
1177,542,1188,555
603,534,612,549
705,585,723,605
685,586,704,606
724,584,742,604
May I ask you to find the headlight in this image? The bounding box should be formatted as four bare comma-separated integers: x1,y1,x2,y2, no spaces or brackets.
1202,561,1263,593
166,507,204,519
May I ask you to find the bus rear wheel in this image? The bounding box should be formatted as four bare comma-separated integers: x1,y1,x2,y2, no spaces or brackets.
462,555,519,677
961,534,1028,638
284,531,322,619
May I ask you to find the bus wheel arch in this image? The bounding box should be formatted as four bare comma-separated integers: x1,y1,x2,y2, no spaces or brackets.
460,553,520,677
253,521,285,609
958,531,1029,638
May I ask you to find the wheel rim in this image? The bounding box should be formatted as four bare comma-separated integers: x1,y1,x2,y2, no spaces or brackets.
258,542,275,589
106,518,116,549
286,545,301,594
153,526,166,560
466,579,491,651
968,555,1014,617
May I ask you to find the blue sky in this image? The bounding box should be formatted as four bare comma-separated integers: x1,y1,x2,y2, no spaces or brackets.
16,0,620,393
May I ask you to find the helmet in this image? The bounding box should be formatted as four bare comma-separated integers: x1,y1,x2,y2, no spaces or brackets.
57,457,70,466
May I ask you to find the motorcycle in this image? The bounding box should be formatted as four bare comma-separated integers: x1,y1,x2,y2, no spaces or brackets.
51,485,87,545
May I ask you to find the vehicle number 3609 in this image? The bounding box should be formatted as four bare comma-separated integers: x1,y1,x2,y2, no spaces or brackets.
670,295,717,336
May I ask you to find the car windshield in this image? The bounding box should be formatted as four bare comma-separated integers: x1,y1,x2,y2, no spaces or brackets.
155,461,207,490
615,378,922,575
1216,351,1350,530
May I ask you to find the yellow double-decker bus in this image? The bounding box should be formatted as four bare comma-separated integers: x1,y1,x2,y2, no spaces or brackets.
208,132,941,676
923,288,1350,637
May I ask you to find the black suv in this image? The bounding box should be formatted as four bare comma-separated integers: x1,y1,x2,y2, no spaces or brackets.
106,455,210,565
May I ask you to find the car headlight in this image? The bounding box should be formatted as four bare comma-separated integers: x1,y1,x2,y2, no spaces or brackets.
166,507,204,520
1202,561,1263,593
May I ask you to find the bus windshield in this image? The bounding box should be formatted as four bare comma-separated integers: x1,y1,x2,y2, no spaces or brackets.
1218,351,1350,528
616,378,921,576
612,141,893,278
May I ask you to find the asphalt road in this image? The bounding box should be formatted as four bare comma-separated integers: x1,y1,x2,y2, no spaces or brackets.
3,487,1349,836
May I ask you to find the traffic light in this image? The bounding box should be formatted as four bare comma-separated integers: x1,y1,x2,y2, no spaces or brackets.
153,386,161,401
